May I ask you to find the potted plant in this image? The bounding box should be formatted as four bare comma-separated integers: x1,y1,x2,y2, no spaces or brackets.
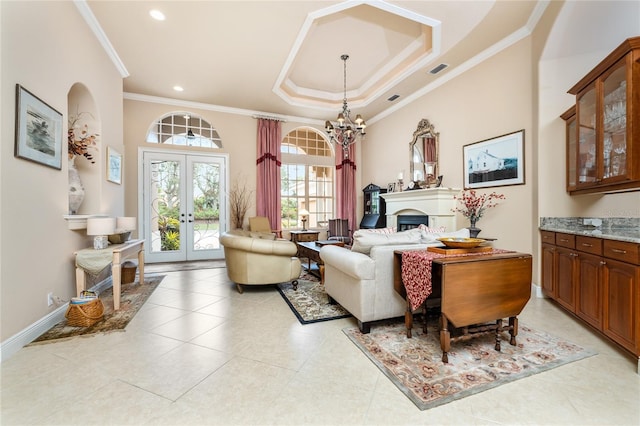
452,189,505,237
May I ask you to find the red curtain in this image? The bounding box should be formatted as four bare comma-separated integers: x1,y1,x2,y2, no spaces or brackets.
335,143,357,234
256,119,282,231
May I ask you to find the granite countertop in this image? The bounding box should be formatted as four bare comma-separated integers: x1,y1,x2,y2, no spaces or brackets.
539,217,640,244
539,225,640,244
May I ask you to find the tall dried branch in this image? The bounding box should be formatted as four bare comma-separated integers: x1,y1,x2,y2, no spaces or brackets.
229,177,253,229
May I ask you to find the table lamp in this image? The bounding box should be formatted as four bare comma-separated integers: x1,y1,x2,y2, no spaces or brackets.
109,216,137,243
299,209,310,231
87,217,116,250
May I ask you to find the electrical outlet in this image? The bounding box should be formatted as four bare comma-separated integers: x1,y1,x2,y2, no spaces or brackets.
47,292,54,307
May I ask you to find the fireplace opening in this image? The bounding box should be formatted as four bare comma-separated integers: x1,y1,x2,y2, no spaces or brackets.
397,215,428,231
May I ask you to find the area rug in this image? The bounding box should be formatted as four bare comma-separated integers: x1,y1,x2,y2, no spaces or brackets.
344,320,596,410
30,274,165,344
277,274,351,324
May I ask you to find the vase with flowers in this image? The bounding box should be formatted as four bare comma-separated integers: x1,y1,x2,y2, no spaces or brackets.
452,189,505,237
68,113,98,214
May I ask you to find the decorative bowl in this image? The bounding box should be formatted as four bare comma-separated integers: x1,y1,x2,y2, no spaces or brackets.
108,231,131,244
437,237,486,248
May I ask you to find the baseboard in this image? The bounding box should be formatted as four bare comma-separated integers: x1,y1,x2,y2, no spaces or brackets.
533,283,544,299
0,276,113,362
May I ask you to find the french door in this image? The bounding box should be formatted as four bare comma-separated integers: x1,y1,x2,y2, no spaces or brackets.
141,150,228,263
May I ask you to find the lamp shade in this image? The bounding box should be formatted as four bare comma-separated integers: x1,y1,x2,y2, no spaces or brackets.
299,209,310,217
87,217,116,236
116,216,137,232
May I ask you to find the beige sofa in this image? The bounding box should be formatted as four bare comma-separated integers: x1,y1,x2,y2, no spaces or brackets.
220,230,301,293
319,227,470,333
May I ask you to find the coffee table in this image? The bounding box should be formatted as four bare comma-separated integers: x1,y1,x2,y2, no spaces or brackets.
296,241,344,284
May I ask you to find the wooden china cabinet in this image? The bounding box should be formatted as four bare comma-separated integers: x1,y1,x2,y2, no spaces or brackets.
562,36,640,195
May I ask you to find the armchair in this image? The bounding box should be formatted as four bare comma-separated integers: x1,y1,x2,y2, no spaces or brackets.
249,216,282,238
327,218,351,245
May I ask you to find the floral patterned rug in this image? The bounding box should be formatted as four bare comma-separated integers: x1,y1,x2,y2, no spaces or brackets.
277,274,351,324
30,274,165,344
344,320,596,410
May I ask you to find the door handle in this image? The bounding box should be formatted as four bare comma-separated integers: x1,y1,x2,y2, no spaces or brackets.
188,213,194,223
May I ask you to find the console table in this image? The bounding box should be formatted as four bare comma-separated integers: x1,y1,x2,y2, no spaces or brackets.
75,239,145,310
394,249,532,362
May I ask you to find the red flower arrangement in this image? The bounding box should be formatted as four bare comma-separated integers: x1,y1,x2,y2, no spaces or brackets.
452,189,505,226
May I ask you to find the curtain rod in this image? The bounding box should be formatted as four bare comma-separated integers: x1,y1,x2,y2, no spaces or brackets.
252,114,287,122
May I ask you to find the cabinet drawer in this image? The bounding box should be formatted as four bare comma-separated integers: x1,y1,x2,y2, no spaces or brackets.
576,236,602,255
603,240,640,265
541,231,555,244
555,233,576,249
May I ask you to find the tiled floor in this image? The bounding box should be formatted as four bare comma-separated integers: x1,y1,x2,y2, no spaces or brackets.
2,266,639,425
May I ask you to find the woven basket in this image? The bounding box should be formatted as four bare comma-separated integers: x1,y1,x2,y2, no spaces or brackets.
65,298,104,327
121,261,137,284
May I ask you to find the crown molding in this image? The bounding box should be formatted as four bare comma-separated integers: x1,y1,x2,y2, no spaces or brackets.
73,0,129,78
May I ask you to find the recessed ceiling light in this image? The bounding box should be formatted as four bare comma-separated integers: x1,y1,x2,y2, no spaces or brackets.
173,86,184,92
149,10,165,21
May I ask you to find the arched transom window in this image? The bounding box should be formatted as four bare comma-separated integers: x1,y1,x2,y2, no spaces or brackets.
281,127,334,230
146,112,222,148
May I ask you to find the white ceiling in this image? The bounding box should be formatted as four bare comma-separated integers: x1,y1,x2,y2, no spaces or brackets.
83,0,545,123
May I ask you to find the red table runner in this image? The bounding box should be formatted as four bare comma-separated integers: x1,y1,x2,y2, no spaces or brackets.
401,249,511,310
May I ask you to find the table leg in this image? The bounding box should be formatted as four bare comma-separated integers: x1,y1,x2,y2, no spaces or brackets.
138,247,145,285
440,314,450,363
495,318,502,351
405,298,413,338
509,316,518,345
319,264,325,285
75,266,86,296
112,262,121,311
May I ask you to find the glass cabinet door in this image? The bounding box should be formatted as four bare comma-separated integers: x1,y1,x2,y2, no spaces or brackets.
577,85,597,184
567,114,577,189
602,60,627,180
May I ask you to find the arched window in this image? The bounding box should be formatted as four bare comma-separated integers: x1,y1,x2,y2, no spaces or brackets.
281,127,334,230
146,112,222,148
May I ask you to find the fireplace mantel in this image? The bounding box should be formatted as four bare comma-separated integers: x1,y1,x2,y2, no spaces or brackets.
380,187,461,231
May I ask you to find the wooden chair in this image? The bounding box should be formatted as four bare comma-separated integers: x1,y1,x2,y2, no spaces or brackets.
248,216,282,238
327,219,351,245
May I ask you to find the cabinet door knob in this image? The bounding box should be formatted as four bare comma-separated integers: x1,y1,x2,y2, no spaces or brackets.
600,261,607,265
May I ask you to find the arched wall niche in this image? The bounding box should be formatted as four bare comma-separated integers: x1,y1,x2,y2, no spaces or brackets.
67,83,101,214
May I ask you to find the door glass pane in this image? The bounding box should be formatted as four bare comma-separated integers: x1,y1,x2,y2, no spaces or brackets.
603,64,627,178
578,87,596,183
191,161,220,251
567,117,577,187
150,160,181,253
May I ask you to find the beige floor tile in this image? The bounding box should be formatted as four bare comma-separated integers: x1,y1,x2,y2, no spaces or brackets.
3,266,640,426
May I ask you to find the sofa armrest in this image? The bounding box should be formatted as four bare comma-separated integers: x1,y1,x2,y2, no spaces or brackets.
320,245,375,280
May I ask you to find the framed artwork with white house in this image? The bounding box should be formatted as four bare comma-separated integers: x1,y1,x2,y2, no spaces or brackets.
463,130,525,189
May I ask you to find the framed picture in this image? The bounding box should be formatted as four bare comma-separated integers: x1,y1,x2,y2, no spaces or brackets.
14,84,63,169
387,182,396,193
107,146,122,184
463,130,525,189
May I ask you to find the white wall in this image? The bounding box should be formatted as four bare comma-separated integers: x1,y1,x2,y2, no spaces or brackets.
1,1,124,342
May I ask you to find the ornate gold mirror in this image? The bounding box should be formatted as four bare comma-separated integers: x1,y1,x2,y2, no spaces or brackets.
409,119,439,188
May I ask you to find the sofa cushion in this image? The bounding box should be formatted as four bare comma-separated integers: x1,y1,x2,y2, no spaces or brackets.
363,227,396,234
351,228,422,254
418,224,446,234
420,227,471,243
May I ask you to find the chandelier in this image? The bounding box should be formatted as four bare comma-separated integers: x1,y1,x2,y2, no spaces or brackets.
325,54,366,155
